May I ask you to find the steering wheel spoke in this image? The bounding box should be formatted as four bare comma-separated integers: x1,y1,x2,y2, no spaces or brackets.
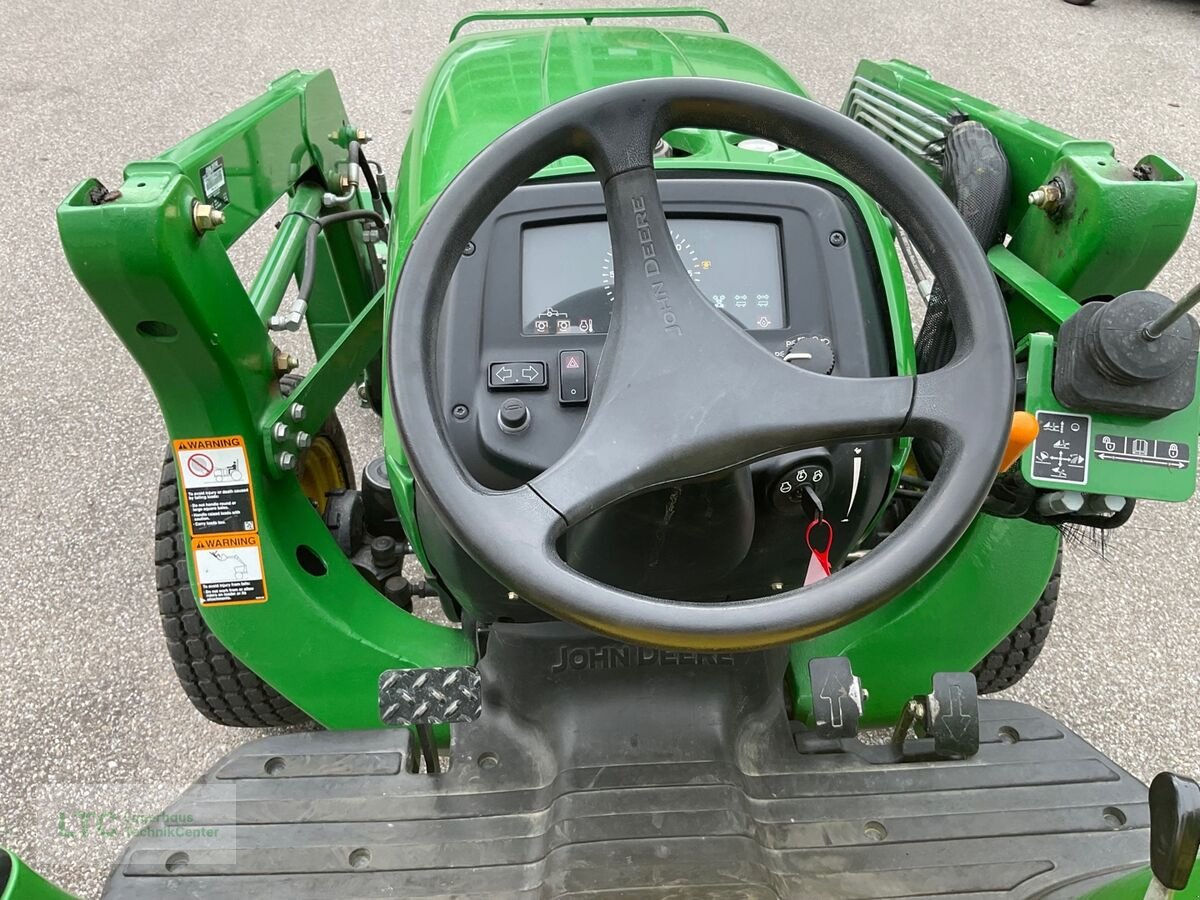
531,364,915,523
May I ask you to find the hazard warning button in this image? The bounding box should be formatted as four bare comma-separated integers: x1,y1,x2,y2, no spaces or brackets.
559,350,588,405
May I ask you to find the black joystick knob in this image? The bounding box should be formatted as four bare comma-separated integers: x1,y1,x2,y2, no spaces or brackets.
1085,291,1196,384
1054,290,1200,419
497,397,530,433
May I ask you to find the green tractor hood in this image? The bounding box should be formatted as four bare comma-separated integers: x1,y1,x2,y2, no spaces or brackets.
395,22,807,218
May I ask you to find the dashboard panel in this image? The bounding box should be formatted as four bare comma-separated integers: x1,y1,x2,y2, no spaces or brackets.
418,174,900,617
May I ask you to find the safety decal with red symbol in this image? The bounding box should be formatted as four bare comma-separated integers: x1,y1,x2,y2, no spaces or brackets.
172,435,259,539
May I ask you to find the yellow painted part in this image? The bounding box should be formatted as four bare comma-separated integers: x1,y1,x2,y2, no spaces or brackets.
298,435,349,513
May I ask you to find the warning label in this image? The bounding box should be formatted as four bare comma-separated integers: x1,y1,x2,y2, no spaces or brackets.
173,436,257,537
192,534,267,605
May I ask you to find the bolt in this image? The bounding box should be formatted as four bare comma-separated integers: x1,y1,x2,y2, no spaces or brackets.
770,581,784,591
328,130,341,143
272,422,290,442
371,536,398,566
355,128,371,143
192,202,225,233
288,402,305,422
462,241,476,257
272,349,299,376
357,383,371,407
277,451,297,471
451,404,470,420
829,231,846,247
1028,181,1064,211
506,591,519,601
295,431,312,449
339,174,351,191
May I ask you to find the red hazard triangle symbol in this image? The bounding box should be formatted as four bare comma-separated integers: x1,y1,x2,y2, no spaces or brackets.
565,356,581,369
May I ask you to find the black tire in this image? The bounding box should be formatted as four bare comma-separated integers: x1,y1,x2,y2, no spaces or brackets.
972,551,1061,693
156,454,312,726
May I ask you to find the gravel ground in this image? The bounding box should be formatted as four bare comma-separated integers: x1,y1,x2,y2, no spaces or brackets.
1,0,1198,896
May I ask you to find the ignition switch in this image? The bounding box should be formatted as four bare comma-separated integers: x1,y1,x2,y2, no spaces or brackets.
771,462,832,514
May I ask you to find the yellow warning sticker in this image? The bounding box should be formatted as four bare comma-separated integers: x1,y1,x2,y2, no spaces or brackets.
173,436,259,538
191,534,268,606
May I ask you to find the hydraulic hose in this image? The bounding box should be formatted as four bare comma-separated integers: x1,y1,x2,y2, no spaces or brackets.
270,209,388,331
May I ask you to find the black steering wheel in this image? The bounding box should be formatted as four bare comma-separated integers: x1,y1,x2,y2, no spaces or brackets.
389,78,1013,651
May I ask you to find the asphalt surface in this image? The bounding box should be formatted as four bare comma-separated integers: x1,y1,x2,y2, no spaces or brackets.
2,0,1199,895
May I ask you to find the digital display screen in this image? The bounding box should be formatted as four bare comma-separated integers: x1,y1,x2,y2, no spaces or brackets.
521,218,786,336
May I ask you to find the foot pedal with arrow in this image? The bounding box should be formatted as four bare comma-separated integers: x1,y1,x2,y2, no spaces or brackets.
796,659,980,763
892,671,980,760
378,666,483,774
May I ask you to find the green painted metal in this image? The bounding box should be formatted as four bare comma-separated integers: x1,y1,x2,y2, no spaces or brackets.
989,244,1082,338
449,7,729,41
788,514,1061,725
0,852,78,900
57,69,472,730
249,184,325,323
260,289,385,466
849,60,1196,303
1020,333,1199,502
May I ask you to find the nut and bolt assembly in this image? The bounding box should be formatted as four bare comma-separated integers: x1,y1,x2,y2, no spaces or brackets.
1028,180,1064,211
192,202,225,233
277,451,297,471
272,349,299,376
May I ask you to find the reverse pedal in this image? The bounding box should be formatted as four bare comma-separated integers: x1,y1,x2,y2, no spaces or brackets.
379,666,482,774
893,672,980,759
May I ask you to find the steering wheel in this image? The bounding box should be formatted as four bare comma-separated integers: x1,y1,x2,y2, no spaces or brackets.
389,78,1013,651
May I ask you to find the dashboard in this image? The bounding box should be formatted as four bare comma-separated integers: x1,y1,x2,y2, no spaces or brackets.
419,174,900,618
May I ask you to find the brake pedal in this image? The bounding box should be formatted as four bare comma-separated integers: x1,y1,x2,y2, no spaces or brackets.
808,656,865,739
379,666,483,774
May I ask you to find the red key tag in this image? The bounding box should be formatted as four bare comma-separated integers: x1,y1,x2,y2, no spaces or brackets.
804,516,834,585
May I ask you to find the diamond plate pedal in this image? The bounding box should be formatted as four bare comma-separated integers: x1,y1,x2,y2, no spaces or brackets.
379,666,483,725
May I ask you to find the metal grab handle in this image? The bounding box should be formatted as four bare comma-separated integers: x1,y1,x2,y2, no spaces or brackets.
450,7,730,42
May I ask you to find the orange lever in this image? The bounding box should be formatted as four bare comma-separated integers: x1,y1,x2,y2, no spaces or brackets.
1000,411,1040,472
